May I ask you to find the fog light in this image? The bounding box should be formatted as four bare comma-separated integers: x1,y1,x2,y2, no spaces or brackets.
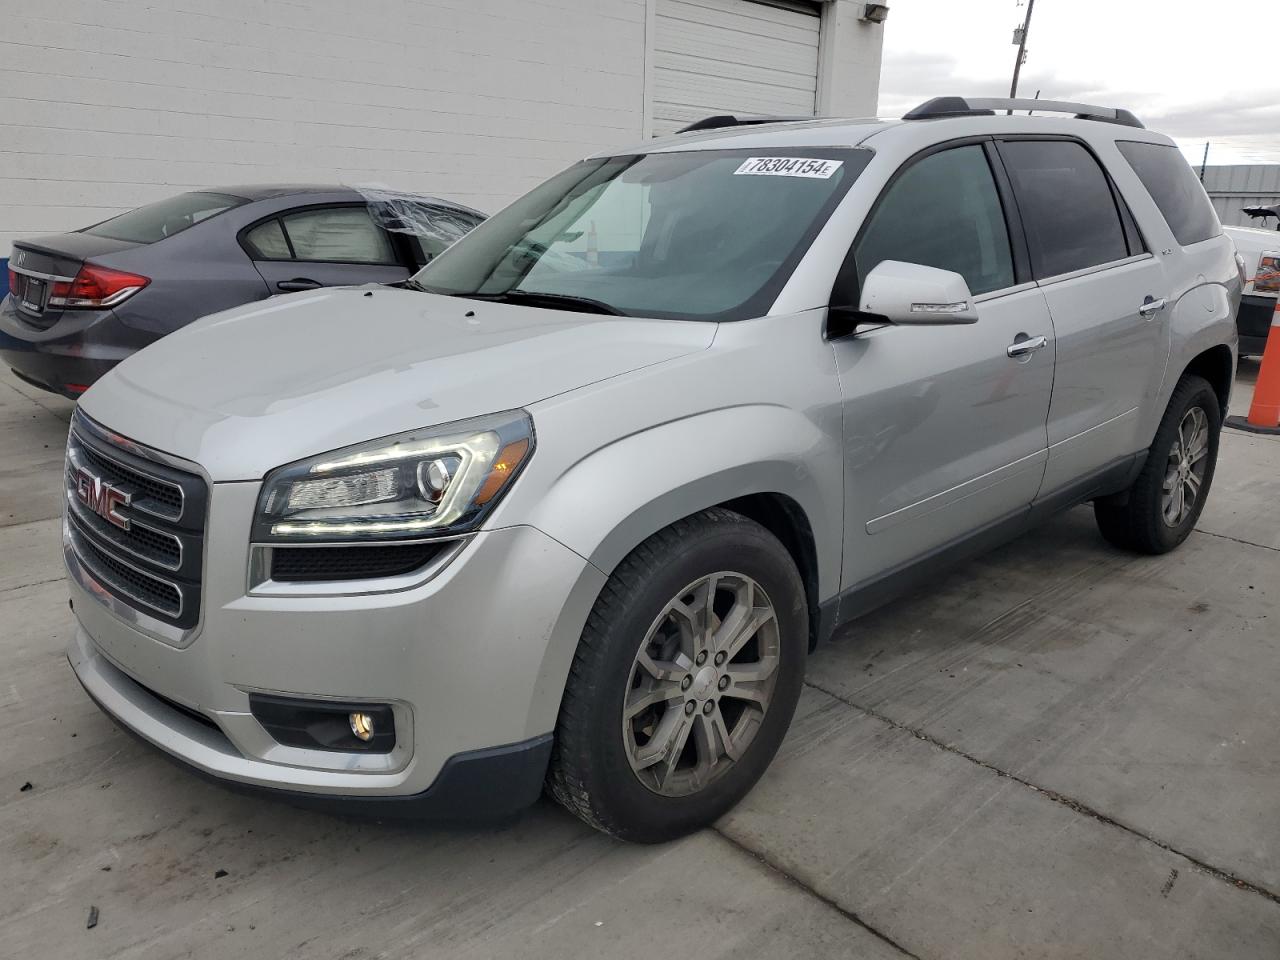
248,694,396,753
349,711,376,741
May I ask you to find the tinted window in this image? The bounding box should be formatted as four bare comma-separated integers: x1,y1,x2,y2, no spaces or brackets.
1117,141,1220,246
854,145,1014,296
999,140,1129,278
280,207,396,263
244,219,291,259
82,191,246,244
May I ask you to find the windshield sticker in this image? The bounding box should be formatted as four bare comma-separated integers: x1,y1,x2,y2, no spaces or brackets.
733,157,843,179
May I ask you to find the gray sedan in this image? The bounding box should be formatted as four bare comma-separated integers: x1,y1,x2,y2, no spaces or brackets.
0,185,485,398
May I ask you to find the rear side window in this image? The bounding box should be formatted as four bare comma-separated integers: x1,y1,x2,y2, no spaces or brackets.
244,219,290,259
243,207,398,264
999,140,1129,279
854,144,1015,296
1117,141,1220,246
82,191,247,244
280,207,396,263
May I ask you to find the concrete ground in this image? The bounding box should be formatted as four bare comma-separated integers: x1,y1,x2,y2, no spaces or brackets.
1,362,1278,960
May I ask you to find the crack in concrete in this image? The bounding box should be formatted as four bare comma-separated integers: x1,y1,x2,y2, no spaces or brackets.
803,677,1280,910
709,828,924,960
1193,527,1280,554
0,575,67,597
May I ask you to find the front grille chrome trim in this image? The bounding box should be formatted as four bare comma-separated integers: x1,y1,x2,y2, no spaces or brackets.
67,425,185,522
64,485,183,572
67,514,184,620
64,526,197,648
65,410,210,646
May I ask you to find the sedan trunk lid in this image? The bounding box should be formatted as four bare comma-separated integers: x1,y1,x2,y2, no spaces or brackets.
7,235,140,329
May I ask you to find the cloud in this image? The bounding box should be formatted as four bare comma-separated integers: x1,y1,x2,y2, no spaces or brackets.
876,0,1280,162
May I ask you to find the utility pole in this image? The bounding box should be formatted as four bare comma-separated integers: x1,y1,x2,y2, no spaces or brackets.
1009,0,1037,104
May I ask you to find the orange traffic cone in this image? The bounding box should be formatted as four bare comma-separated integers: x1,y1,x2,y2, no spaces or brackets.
1228,298,1280,435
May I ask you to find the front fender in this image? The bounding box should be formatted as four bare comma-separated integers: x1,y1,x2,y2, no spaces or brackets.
520,404,842,598
493,401,843,740
483,309,844,733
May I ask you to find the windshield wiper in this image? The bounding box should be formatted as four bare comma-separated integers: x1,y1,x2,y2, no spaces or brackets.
462,290,624,316
393,277,431,292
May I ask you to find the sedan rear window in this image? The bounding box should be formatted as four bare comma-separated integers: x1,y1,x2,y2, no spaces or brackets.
82,191,247,244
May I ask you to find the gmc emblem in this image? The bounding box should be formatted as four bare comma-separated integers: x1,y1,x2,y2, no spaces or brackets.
75,467,131,530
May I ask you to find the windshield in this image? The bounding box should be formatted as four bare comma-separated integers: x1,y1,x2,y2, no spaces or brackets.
82,191,248,244
412,148,871,320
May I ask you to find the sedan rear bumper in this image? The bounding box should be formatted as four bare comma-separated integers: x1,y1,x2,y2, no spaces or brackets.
4,351,118,398
0,294,151,396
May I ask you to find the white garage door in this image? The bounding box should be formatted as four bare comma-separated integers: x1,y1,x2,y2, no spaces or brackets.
652,0,822,137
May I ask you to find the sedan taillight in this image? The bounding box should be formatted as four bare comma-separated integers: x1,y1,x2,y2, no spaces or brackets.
1255,252,1280,295
49,263,150,309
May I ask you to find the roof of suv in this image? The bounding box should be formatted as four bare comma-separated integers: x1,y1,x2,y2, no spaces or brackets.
604,101,1175,159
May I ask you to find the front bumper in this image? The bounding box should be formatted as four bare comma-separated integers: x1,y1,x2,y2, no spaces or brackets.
70,631,553,819
66,479,606,813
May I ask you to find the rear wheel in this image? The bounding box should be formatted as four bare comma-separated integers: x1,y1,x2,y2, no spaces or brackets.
1094,374,1221,554
547,508,806,842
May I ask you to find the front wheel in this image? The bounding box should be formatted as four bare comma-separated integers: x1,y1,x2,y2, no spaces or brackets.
1094,374,1221,554
547,508,807,842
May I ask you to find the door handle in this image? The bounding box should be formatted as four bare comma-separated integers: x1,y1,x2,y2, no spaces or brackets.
1007,334,1048,358
276,278,323,292
1138,296,1167,318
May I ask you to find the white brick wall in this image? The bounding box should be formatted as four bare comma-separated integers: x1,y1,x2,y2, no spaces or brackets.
0,0,648,249
0,0,882,253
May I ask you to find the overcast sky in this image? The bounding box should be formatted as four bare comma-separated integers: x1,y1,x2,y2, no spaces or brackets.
879,0,1280,166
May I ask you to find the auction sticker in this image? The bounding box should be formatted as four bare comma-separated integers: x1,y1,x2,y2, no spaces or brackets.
733,157,842,179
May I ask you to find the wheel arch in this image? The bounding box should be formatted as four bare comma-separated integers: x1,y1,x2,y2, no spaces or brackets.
512,404,844,738
717,492,822,651
1180,343,1235,416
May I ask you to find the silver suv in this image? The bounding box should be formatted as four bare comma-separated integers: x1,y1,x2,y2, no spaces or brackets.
64,98,1240,842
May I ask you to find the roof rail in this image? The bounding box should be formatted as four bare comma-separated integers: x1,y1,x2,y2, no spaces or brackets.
675,114,813,134
903,96,1144,129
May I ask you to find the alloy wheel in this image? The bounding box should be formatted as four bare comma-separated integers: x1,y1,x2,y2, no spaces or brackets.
1162,405,1210,527
622,572,780,797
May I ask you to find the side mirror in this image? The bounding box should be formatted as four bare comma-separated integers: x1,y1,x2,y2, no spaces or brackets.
859,260,979,325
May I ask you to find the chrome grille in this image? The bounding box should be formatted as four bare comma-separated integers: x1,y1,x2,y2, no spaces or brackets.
65,411,207,630
75,440,183,518
63,475,182,569
67,516,182,617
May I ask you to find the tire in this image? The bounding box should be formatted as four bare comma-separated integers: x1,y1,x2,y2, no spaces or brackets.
547,508,807,843
1094,374,1221,554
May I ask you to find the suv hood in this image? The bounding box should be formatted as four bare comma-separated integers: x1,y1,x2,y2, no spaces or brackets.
80,286,715,481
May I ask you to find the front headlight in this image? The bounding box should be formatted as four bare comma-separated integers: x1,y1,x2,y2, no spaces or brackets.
253,410,534,543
